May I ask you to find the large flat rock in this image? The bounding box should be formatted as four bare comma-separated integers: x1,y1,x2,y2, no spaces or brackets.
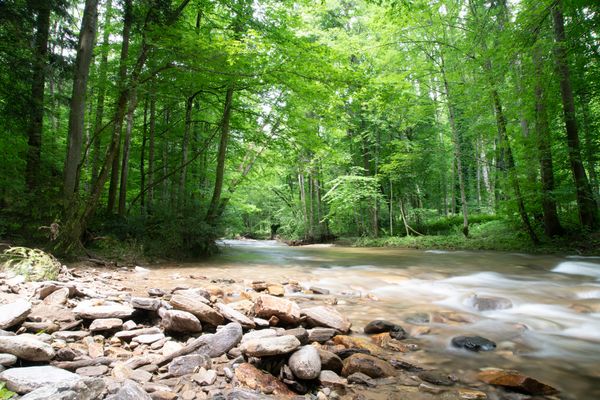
0,366,78,394
21,377,104,399
73,300,134,319
0,299,31,330
0,334,55,361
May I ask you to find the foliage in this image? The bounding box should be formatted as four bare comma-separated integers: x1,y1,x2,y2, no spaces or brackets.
0,382,15,400
0,247,61,281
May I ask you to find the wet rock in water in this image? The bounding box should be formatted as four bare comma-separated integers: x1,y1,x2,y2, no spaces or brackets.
253,295,301,326
89,318,123,332
20,377,105,400
201,322,243,357
0,353,17,367
308,328,336,343
417,370,456,386
131,297,162,311
192,367,217,386
347,372,376,387
477,368,558,395
105,379,152,400
364,320,407,340
0,366,78,394
73,300,134,319
234,363,295,397
310,286,330,295
389,358,424,372
267,284,285,297
170,294,224,326
318,349,343,374
240,335,301,357
341,353,396,378
215,303,255,329
404,313,430,325
284,327,309,345
168,354,211,377
466,294,512,311
160,309,202,333
0,298,31,330
0,334,55,361
333,335,384,356
451,336,496,352
288,345,321,380
302,306,351,333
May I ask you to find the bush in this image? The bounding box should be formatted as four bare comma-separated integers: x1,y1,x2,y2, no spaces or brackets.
0,246,61,281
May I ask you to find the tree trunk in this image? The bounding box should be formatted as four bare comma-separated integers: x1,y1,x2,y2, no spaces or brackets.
533,45,563,236
25,1,51,190
179,95,194,206
64,0,99,201
140,95,147,213
90,0,113,188
552,2,599,229
148,93,156,212
206,84,234,226
118,92,137,216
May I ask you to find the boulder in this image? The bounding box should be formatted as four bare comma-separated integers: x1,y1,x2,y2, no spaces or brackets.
0,334,55,361
240,335,301,357
364,320,407,340
341,353,396,378
0,298,31,330
73,300,134,319
302,306,351,333
160,310,202,333
170,294,224,326
477,369,558,395
21,377,104,400
168,354,211,377
253,295,301,325
234,363,295,397
0,366,78,394
215,303,255,329
288,345,321,380
89,318,123,332
451,336,496,352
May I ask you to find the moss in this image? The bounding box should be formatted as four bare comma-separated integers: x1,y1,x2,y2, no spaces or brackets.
0,246,61,281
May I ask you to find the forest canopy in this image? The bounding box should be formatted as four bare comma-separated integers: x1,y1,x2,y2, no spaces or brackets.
0,0,598,257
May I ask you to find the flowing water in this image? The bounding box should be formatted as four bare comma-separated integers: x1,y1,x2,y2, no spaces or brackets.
132,240,600,399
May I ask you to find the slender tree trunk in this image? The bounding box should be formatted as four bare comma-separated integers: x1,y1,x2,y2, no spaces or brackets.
180,95,193,205
534,45,563,236
140,95,147,213
118,92,137,215
25,1,51,190
148,93,156,212
206,84,234,226
64,0,99,201
552,2,599,229
91,0,113,188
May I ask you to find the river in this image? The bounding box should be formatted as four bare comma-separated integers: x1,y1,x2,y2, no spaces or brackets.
131,240,600,399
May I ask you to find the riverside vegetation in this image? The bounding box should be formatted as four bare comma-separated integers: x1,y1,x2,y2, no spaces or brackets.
0,0,599,256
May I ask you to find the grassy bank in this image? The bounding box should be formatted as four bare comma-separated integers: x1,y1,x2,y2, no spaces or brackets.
337,220,600,256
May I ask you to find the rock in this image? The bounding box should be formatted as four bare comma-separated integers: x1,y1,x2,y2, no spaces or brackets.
389,358,424,372
89,318,123,332
73,300,134,319
52,330,90,341
0,353,17,366
0,298,31,329
20,377,104,400
131,297,161,311
105,379,152,400
318,349,343,374
43,287,69,305
319,370,347,392
310,286,330,295
227,299,255,315
200,322,243,357
234,363,295,397
284,327,308,344
364,320,407,340
115,327,162,341
192,368,217,386
55,347,77,361
160,309,202,333
251,281,268,291
404,313,430,324
347,372,376,386
123,320,138,330
240,335,300,357
417,370,456,386
466,294,512,311
341,353,396,378
419,382,448,394
148,288,165,297
253,295,301,325
288,345,321,380
302,306,351,333
458,388,487,399
113,363,153,383
477,369,558,395
133,333,165,344
168,354,211,377
170,294,224,326
308,328,336,343
267,284,285,296
333,335,384,356
451,336,496,352
371,333,416,352
0,334,55,361
76,365,109,376
215,303,255,329
242,328,279,343
0,366,78,394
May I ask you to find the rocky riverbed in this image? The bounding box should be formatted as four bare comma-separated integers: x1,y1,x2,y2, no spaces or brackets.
0,262,563,400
